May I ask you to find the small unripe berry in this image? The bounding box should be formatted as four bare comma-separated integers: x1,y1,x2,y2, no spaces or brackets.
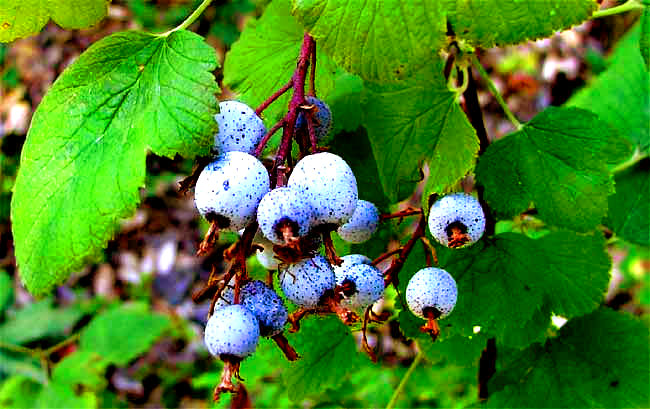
295,96,332,141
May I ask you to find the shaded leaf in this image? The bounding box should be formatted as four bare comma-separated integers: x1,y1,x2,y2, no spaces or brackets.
11,30,218,295
362,63,478,203
489,309,650,408
606,159,650,245
569,23,650,152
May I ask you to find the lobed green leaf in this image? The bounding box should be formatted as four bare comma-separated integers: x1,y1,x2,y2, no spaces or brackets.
476,106,632,231
489,309,650,408
445,0,598,48
0,0,109,43
362,63,478,203
10,30,218,295
292,0,447,83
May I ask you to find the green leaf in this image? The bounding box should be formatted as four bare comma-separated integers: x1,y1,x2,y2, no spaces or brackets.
0,0,109,43
568,23,650,152
441,231,610,346
0,350,47,384
489,309,650,408
36,382,97,409
0,376,42,409
329,127,389,210
0,270,13,315
0,298,85,344
79,304,171,365
283,315,362,402
223,0,340,129
476,106,632,231
292,0,447,82
52,351,108,390
418,334,486,367
11,30,218,295
446,0,597,48
640,6,650,71
362,63,479,203
606,159,650,246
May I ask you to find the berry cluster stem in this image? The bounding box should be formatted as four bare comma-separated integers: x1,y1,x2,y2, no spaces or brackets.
383,215,427,288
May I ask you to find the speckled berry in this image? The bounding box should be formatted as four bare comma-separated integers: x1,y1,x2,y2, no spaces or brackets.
241,281,288,337
194,151,270,231
337,200,379,243
295,96,332,141
204,304,260,358
405,267,457,319
340,254,372,268
334,262,384,311
428,193,485,248
214,101,266,155
257,187,314,244
288,152,358,226
279,255,335,308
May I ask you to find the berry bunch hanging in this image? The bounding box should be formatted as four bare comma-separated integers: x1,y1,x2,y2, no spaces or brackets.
185,33,488,402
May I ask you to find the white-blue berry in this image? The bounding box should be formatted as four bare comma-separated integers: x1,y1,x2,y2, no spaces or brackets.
257,187,314,244
428,193,485,248
288,152,358,226
214,101,266,155
194,151,270,231
241,281,288,337
295,96,332,141
279,254,335,308
340,254,372,268
337,200,379,243
334,262,384,312
204,304,260,358
405,267,457,319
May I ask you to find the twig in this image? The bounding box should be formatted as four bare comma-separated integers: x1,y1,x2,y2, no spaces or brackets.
385,352,424,409
380,208,422,222
255,80,293,116
383,215,427,288
253,119,285,157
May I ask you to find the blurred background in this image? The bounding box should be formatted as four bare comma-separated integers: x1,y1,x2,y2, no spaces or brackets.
0,0,648,408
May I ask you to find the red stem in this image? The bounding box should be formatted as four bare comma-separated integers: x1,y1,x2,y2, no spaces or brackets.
254,119,285,157
308,42,317,96
383,215,426,288
380,208,422,221
255,80,293,116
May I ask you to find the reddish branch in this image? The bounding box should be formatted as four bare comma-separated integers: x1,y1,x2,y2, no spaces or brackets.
383,215,427,288
379,207,422,221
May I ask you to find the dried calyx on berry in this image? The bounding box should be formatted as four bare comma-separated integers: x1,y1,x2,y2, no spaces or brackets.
427,193,486,248
334,254,384,312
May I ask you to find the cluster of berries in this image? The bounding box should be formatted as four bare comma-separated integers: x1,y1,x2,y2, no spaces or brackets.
404,193,486,338
195,100,383,367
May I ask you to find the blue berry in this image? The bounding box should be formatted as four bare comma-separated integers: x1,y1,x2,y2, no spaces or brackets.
204,304,260,358
279,254,335,307
405,267,457,319
295,96,332,141
241,281,288,337
337,200,379,243
340,254,372,267
428,193,485,248
214,101,266,155
194,151,270,231
334,261,384,312
288,152,358,226
257,187,314,245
